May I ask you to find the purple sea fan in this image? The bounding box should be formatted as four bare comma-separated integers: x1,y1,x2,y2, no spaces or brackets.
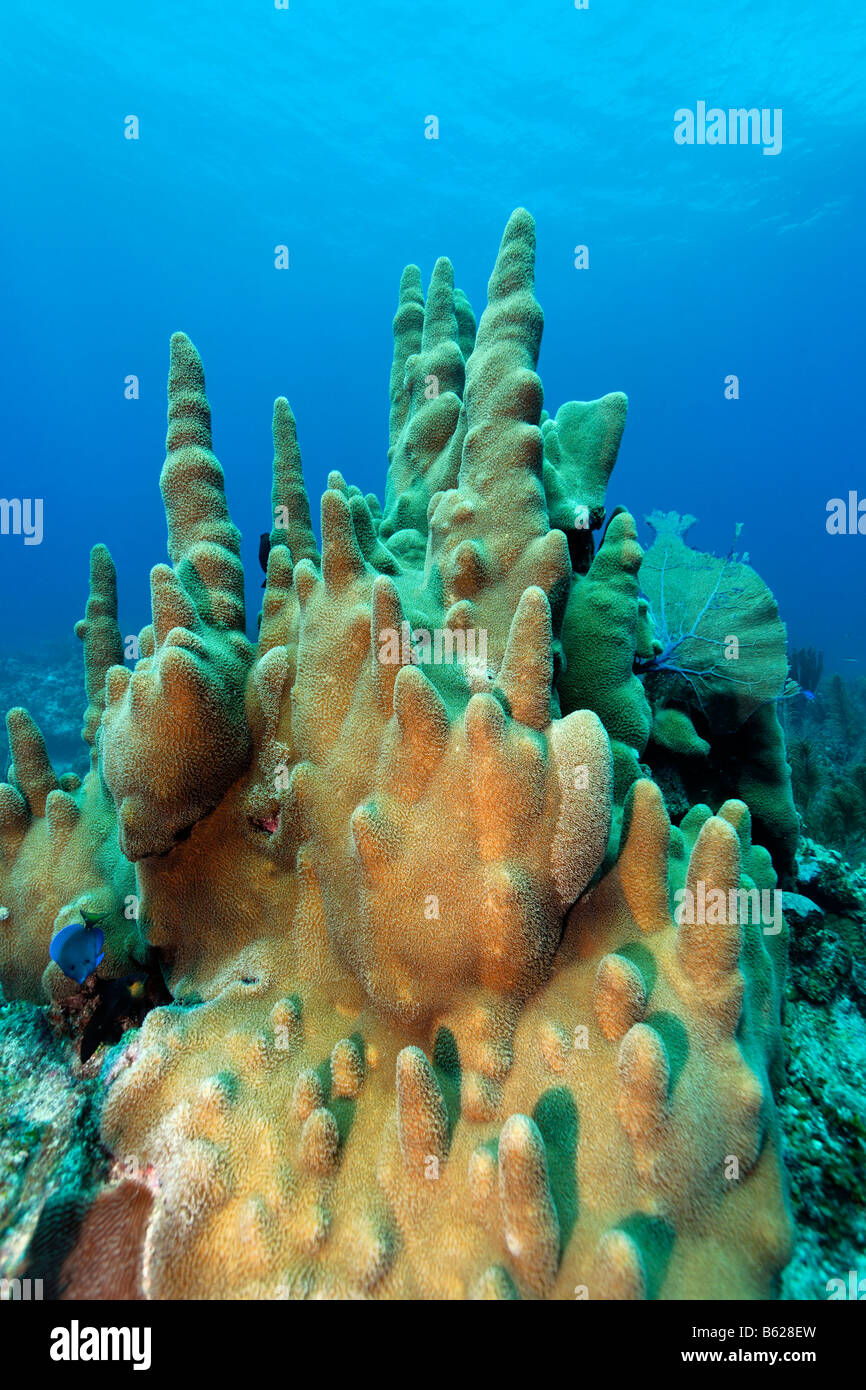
636,511,790,733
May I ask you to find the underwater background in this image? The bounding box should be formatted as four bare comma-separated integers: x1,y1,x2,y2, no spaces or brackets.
2,0,865,674
1,0,865,1303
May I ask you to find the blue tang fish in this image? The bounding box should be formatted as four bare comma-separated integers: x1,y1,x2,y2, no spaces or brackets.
49,909,106,984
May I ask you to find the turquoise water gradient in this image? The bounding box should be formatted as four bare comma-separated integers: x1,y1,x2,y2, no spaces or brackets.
0,1,864,666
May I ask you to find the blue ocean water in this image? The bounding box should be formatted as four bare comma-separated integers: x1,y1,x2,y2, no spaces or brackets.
0,0,864,674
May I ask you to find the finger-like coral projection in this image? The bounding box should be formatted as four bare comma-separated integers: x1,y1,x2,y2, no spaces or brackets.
1,211,794,1300
101,334,254,860
541,392,628,572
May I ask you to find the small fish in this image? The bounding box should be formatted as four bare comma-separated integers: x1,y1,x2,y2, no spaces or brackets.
802,689,816,701
259,531,271,588
49,915,106,984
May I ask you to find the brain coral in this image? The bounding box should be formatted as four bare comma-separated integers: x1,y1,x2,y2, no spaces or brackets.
0,210,793,1300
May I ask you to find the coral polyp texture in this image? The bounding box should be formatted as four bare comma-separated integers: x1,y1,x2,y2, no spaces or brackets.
0,210,796,1300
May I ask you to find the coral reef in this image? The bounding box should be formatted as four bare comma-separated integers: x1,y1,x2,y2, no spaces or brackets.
0,211,797,1299
0,641,89,781
788,647,824,699
785,669,866,866
778,844,866,1299
0,994,110,1296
